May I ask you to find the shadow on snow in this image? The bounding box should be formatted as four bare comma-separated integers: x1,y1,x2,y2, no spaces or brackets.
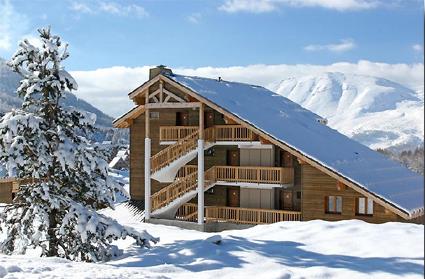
111,236,424,276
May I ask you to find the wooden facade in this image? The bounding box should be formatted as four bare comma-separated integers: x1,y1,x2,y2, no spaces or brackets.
114,66,423,226
301,165,405,223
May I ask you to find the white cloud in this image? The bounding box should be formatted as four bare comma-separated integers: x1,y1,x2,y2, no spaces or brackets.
304,39,356,53
70,2,93,13
187,13,202,24
99,2,148,17
219,0,382,13
70,61,424,118
70,1,148,17
0,0,29,51
412,44,423,52
219,0,277,13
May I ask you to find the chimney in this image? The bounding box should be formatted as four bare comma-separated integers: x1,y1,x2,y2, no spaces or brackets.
149,65,173,79
317,118,328,125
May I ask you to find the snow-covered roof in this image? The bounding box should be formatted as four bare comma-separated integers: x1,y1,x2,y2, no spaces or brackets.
167,73,424,215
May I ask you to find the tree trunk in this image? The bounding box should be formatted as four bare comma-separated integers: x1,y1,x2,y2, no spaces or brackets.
47,209,58,257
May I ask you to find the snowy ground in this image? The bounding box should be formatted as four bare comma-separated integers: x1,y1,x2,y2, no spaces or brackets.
0,171,423,278
0,202,422,279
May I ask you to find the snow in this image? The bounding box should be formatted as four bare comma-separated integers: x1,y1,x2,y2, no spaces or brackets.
167,73,424,214
0,202,422,278
274,72,424,151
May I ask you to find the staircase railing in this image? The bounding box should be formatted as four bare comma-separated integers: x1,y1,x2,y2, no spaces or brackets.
151,129,199,173
152,125,256,174
151,167,218,212
175,203,198,222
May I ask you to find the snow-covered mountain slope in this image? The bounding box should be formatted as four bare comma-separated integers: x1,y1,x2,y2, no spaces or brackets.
0,57,114,128
274,72,424,151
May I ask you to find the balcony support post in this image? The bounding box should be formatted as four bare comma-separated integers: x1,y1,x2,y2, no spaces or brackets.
197,104,205,224
144,105,151,221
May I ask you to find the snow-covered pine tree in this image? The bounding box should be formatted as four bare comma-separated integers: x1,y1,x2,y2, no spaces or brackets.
0,27,157,262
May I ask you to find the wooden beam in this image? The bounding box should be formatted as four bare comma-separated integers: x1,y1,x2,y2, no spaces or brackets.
160,80,164,103
199,103,204,140
148,88,161,100
163,88,185,103
113,105,145,128
159,74,411,220
145,102,201,109
128,75,161,100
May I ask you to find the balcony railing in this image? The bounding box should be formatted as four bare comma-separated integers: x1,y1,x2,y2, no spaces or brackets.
152,166,293,212
159,126,198,142
205,125,256,142
215,166,294,185
205,206,301,224
176,165,294,185
159,125,256,142
175,203,302,224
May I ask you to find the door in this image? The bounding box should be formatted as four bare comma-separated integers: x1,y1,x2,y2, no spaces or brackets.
281,190,293,210
176,111,189,126
205,111,214,128
227,188,240,207
227,150,240,166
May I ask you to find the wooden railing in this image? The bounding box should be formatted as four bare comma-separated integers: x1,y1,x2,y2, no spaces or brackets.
176,165,198,179
151,129,199,173
205,206,301,224
160,126,199,141
151,171,198,211
204,125,256,142
151,167,219,212
151,166,293,212
152,125,256,173
215,166,293,184
159,125,256,142
175,203,198,222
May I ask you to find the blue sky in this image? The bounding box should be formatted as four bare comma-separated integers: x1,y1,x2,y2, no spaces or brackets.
0,0,423,71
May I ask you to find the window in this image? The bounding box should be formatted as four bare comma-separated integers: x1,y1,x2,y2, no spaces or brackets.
356,197,374,216
325,196,342,214
149,111,160,119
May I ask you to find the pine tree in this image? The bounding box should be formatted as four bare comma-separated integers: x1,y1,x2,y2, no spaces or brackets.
0,27,157,262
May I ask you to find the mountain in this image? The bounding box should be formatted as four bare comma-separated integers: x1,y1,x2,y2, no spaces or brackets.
0,57,129,144
274,72,424,152
0,57,114,128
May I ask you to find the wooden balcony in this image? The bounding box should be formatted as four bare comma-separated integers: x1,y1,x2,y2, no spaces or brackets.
205,206,301,224
175,203,301,224
214,166,294,185
159,125,256,142
152,165,293,212
177,165,294,185
159,126,198,142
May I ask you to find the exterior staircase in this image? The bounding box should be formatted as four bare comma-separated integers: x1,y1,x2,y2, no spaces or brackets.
150,129,212,182
150,167,217,219
150,125,255,182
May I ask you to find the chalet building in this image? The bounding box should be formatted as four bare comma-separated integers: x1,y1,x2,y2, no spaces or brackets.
0,178,25,203
114,66,421,230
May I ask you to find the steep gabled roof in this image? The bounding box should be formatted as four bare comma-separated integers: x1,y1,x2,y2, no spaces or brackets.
165,73,424,216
